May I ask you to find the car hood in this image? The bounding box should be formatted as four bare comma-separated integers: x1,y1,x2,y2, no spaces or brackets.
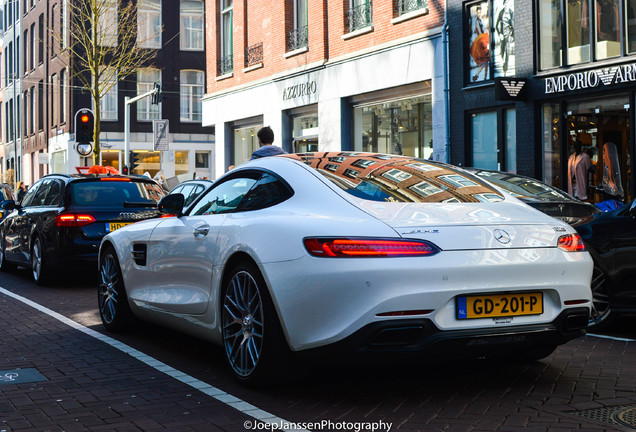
353,199,569,250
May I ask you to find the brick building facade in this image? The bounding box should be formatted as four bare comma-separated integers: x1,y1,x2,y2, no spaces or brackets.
202,0,448,177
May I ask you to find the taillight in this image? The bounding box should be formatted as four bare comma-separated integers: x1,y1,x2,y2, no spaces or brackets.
56,213,96,227
100,177,131,182
557,233,586,252
303,238,440,258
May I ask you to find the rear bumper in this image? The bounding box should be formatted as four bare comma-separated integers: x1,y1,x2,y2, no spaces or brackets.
45,237,100,268
298,308,589,363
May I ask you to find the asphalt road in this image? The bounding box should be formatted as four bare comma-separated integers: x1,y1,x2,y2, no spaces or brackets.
1,267,635,432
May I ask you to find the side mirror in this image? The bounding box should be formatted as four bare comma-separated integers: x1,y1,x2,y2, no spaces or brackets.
158,193,185,218
1,200,16,211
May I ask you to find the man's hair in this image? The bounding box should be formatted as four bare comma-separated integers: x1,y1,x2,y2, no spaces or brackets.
257,126,274,145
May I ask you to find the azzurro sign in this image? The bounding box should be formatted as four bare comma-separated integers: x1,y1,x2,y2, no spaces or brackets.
545,64,636,94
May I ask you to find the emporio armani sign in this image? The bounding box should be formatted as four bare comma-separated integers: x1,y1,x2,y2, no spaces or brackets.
494,77,528,101
544,63,636,94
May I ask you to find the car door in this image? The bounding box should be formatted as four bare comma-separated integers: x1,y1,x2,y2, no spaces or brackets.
3,181,42,264
611,200,636,289
144,173,259,314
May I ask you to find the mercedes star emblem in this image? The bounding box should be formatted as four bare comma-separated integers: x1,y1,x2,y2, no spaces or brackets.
493,229,511,244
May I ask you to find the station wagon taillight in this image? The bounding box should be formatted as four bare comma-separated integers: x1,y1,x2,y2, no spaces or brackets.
56,213,96,227
303,238,440,258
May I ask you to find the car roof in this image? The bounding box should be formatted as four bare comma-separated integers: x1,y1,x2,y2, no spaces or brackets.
40,173,158,184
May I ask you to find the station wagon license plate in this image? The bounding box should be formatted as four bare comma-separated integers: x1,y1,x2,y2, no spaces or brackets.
106,222,132,233
456,292,543,319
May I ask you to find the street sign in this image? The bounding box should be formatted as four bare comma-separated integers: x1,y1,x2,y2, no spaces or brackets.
153,119,169,151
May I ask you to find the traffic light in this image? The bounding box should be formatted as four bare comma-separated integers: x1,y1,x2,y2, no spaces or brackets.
129,151,141,174
151,82,162,105
75,109,95,144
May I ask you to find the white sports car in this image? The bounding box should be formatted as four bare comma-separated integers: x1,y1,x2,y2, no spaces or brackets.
98,152,593,384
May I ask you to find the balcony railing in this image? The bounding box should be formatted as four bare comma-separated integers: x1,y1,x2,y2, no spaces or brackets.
397,0,427,15
219,54,233,75
287,25,309,52
346,1,373,33
245,42,263,67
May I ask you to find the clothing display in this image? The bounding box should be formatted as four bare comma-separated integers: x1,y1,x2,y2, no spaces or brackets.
567,150,592,200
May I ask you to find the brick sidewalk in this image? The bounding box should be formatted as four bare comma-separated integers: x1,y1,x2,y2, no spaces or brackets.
0,291,253,432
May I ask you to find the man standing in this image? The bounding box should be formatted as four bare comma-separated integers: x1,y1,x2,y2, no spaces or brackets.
250,126,286,160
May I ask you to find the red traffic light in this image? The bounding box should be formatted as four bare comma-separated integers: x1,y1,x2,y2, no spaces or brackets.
80,115,90,123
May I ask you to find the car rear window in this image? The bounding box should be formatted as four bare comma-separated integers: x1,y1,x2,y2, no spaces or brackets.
69,180,165,207
472,171,572,200
284,153,504,203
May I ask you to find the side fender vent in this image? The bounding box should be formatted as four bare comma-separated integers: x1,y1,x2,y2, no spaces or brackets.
131,244,147,266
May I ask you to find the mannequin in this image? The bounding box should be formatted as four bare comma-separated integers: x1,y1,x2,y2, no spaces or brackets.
567,140,592,200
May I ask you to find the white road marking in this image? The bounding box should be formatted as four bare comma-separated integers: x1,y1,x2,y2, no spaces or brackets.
0,287,307,431
587,333,636,342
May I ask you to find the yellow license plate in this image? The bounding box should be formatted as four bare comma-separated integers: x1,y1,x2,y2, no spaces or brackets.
107,222,132,232
456,292,543,319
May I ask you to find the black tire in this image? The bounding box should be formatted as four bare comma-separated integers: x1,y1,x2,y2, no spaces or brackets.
221,261,290,386
588,263,614,330
31,237,50,285
0,236,16,272
98,245,134,331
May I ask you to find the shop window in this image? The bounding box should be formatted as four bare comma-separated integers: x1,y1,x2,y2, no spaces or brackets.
471,108,516,171
539,0,628,68
175,151,189,176
562,96,631,203
195,152,210,169
292,112,318,153
101,150,120,172
233,125,260,166
354,94,432,159
465,0,515,84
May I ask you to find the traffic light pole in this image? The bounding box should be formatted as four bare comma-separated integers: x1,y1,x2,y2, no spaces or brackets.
123,86,161,171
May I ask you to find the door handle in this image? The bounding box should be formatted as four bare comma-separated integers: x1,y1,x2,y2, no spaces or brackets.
193,225,210,238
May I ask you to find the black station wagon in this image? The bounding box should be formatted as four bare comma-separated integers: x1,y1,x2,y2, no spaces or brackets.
0,173,165,284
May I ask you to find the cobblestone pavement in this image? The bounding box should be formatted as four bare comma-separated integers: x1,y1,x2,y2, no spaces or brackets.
1,270,635,432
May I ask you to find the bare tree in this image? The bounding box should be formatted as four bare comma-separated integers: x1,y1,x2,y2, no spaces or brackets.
55,0,158,163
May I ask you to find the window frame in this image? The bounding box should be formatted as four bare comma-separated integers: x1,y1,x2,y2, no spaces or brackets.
469,107,516,172
95,68,118,121
219,0,233,74
180,70,203,123
138,0,162,49
137,68,162,121
538,0,632,70
180,0,204,51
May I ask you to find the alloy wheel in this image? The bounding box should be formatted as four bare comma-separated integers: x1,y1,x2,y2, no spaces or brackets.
222,270,265,378
32,239,43,281
589,264,611,327
99,253,120,325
